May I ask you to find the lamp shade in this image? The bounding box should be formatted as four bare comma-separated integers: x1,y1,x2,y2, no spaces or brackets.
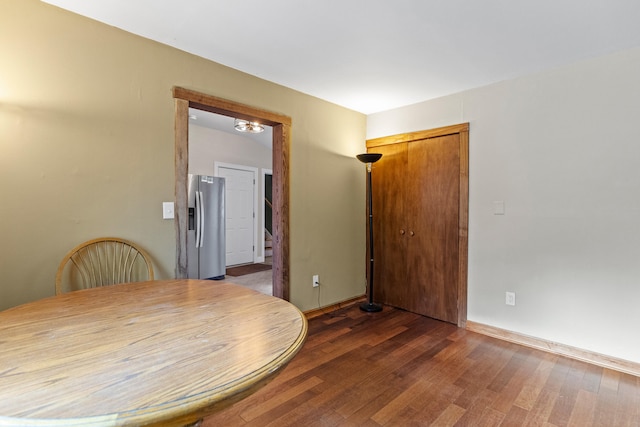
356,153,382,164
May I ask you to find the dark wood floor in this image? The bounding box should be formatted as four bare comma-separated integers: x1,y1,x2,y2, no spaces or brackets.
202,305,640,426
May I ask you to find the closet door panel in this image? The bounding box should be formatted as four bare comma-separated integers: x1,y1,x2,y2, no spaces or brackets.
369,143,408,307
406,134,460,323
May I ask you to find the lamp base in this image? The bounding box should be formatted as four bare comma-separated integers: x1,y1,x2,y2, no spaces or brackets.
359,302,383,312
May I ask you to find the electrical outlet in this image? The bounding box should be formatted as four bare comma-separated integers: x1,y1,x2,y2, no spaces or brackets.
312,275,319,288
505,291,516,306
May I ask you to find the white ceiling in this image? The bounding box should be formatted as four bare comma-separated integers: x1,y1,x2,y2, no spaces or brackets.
43,0,640,114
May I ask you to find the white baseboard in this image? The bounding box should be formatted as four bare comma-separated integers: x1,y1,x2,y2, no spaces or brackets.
466,320,640,377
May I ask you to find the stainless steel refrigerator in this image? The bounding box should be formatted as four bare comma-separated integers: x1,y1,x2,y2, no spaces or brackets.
187,174,226,280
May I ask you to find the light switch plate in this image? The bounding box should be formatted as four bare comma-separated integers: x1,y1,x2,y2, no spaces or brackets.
494,200,505,215
162,202,175,219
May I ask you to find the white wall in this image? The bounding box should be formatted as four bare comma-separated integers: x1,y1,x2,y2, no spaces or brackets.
188,124,272,176
367,46,640,363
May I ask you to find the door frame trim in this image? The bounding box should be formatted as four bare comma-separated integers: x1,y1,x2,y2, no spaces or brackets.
173,87,291,300
367,122,469,327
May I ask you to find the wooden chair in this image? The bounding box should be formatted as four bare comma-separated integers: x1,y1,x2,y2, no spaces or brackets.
55,237,154,295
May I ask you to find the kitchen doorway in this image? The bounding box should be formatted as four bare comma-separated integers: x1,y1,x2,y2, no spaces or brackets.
173,87,291,301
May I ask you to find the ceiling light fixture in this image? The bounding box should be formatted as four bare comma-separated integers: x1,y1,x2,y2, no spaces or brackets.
234,118,264,133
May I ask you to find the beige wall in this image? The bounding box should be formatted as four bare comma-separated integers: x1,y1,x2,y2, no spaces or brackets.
0,0,367,311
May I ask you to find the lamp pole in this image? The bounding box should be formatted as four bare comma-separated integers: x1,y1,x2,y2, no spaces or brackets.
357,153,383,312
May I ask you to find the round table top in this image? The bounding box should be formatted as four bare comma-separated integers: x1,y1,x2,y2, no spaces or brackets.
0,279,307,426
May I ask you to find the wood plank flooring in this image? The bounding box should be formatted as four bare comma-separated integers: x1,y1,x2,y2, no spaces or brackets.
202,305,640,426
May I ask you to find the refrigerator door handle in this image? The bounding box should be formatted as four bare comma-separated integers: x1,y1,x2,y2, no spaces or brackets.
195,190,202,248
199,191,205,248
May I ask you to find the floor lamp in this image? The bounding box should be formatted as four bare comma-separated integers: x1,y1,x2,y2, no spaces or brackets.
357,153,383,312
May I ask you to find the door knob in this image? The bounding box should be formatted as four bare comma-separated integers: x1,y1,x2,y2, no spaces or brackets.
400,229,405,235
410,231,415,236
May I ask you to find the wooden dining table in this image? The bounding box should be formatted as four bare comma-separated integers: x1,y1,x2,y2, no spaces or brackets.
0,279,307,426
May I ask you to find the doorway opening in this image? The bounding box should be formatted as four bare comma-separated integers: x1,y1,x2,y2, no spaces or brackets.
262,168,273,264
173,87,291,300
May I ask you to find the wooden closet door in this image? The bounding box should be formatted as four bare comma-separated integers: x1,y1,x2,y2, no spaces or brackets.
369,143,408,307
406,134,460,323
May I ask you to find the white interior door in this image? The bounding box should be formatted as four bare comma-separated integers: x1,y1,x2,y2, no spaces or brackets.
218,166,255,266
